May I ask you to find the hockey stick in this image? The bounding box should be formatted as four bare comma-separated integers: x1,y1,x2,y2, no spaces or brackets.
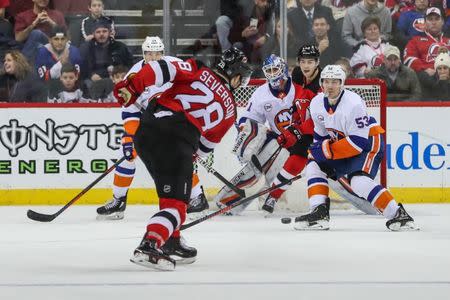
181,173,302,230
134,101,246,198
26,156,126,222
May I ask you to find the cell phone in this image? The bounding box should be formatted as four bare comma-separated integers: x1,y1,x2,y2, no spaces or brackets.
250,18,258,28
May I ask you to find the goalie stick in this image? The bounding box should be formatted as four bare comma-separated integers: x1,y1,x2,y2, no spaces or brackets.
181,173,302,230
27,157,126,222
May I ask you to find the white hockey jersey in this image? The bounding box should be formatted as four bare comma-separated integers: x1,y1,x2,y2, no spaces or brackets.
121,55,181,135
309,89,384,159
240,81,296,135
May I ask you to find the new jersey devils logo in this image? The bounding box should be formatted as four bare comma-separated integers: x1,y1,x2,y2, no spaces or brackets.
371,53,384,67
427,43,444,62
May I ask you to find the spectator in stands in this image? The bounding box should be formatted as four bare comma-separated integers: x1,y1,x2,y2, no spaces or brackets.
47,63,90,103
261,18,297,61
385,0,416,22
335,57,355,78
404,7,450,76
395,0,429,50
79,18,133,82
366,45,422,100
0,50,46,102
287,0,337,50
350,16,391,78
81,0,115,42
342,0,391,49
79,18,133,99
418,52,450,100
35,26,82,81
321,0,358,33
0,0,17,67
101,64,128,102
308,15,351,68
215,0,245,52
233,0,275,65
14,0,67,63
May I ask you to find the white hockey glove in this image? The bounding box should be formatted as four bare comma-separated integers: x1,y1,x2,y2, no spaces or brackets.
232,119,268,163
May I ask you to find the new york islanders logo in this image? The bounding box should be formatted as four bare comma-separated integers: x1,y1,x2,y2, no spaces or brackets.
412,18,425,33
274,109,291,132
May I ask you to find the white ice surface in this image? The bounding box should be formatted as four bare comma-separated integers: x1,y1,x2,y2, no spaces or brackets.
1,204,450,300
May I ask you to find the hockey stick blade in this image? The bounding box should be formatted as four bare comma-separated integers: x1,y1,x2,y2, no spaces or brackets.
181,173,302,230
26,156,126,223
27,209,57,222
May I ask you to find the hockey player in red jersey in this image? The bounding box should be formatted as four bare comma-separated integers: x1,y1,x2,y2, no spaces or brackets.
113,48,252,270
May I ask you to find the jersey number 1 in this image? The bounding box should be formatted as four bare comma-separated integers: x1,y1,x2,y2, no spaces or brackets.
175,81,224,131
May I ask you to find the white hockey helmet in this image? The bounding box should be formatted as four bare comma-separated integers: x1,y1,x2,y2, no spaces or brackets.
320,65,346,89
142,36,164,58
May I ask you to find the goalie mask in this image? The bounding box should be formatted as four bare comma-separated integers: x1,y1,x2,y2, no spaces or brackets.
142,36,164,59
262,54,289,90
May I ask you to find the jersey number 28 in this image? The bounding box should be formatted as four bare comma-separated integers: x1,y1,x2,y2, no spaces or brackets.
175,81,224,131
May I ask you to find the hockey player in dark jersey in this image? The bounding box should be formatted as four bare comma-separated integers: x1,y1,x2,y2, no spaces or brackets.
113,48,252,271
291,44,322,94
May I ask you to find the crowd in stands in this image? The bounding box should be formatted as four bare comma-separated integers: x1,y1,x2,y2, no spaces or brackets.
1,0,450,103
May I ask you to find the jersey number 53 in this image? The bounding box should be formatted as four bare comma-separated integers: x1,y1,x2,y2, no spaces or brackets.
355,116,370,128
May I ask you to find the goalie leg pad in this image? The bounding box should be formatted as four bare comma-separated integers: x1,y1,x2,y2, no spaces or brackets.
214,163,260,214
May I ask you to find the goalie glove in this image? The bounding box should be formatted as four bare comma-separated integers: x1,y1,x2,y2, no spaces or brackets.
309,139,333,163
232,119,268,162
277,126,302,149
113,78,140,107
122,134,137,161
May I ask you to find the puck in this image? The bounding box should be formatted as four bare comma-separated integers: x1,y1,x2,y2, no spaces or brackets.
281,217,292,224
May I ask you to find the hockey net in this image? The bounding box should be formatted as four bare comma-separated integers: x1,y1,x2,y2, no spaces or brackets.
226,78,387,213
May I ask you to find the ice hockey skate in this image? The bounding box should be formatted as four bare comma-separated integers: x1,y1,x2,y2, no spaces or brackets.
130,237,176,271
294,198,330,230
96,196,127,220
161,236,197,264
386,203,419,231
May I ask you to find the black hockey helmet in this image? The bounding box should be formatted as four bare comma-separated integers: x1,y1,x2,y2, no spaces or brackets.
297,44,320,61
215,47,253,87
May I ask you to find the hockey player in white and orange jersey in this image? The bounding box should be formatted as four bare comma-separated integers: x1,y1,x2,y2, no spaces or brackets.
294,65,418,231
96,36,208,220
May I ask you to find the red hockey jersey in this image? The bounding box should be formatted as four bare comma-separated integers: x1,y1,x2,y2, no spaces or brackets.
404,33,450,71
129,59,237,155
290,83,315,136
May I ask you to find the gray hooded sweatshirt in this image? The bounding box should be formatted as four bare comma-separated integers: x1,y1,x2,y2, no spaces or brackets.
342,2,392,48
